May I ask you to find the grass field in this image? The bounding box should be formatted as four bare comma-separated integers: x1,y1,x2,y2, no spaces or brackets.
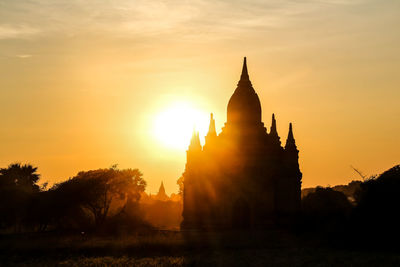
1,230,399,266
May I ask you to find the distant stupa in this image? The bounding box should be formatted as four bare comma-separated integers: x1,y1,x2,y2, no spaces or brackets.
156,181,169,201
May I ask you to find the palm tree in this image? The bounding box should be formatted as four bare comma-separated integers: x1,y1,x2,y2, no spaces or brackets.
0,163,40,192
0,163,41,231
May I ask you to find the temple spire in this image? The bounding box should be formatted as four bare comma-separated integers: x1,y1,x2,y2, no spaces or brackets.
205,113,217,147
241,57,249,80
208,113,216,136
270,113,281,145
285,123,297,150
227,57,261,123
288,123,294,141
189,128,201,151
270,113,277,135
156,181,168,201
237,57,252,87
159,181,165,195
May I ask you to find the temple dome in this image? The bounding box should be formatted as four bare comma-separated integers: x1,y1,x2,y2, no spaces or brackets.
227,57,262,124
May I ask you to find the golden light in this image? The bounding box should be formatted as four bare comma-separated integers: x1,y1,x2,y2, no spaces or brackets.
153,102,209,150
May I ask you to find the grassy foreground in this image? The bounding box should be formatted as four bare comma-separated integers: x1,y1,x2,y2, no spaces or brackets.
1,230,399,266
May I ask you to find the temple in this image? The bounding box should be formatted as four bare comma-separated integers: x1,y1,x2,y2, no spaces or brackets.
156,181,168,201
181,58,302,229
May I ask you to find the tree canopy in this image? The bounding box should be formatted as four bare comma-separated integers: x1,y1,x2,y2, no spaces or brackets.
51,167,146,227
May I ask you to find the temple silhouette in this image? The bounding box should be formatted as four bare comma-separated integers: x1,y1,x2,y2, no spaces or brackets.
156,181,168,201
181,58,302,229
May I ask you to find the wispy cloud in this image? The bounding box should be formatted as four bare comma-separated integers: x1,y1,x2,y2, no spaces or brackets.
0,0,369,42
16,54,32,58
0,25,40,40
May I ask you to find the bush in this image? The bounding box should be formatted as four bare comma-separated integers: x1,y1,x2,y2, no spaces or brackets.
353,164,400,241
301,187,352,232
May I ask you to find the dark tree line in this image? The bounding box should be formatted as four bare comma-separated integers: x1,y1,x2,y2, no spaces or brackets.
300,164,400,245
1,161,400,241
352,165,400,240
0,164,147,234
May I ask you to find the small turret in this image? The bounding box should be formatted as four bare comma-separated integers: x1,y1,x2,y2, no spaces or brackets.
182,129,203,229
283,122,302,214
205,113,217,146
188,129,202,151
285,123,298,152
269,113,281,146
208,113,217,136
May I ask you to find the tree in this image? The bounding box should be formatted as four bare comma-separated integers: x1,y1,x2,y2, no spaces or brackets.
0,163,41,231
0,163,40,193
177,176,184,196
301,187,352,232
303,187,352,217
51,167,146,227
353,164,400,236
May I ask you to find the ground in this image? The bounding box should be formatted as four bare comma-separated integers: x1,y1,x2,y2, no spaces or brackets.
1,230,399,266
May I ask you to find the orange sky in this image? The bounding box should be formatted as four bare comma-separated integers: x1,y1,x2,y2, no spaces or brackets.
0,0,399,194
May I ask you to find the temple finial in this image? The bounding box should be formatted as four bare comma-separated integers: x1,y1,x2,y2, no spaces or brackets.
237,57,252,88
240,57,249,81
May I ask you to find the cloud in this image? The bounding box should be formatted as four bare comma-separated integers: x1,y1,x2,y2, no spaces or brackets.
0,0,368,41
0,25,40,40
16,54,33,58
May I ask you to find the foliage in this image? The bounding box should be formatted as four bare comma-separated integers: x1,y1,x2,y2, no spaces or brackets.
353,164,400,238
0,163,40,193
177,176,184,195
0,164,148,233
302,180,362,202
301,187,352,232
50,168,146,228
302,187,352,217
0,163,41,231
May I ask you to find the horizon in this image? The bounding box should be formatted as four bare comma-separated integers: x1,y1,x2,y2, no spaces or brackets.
1,0,399,194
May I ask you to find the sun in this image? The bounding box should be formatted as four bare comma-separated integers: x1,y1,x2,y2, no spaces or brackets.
153,102,209,150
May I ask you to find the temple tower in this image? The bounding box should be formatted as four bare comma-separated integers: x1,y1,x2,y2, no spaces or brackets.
181,58,302,230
